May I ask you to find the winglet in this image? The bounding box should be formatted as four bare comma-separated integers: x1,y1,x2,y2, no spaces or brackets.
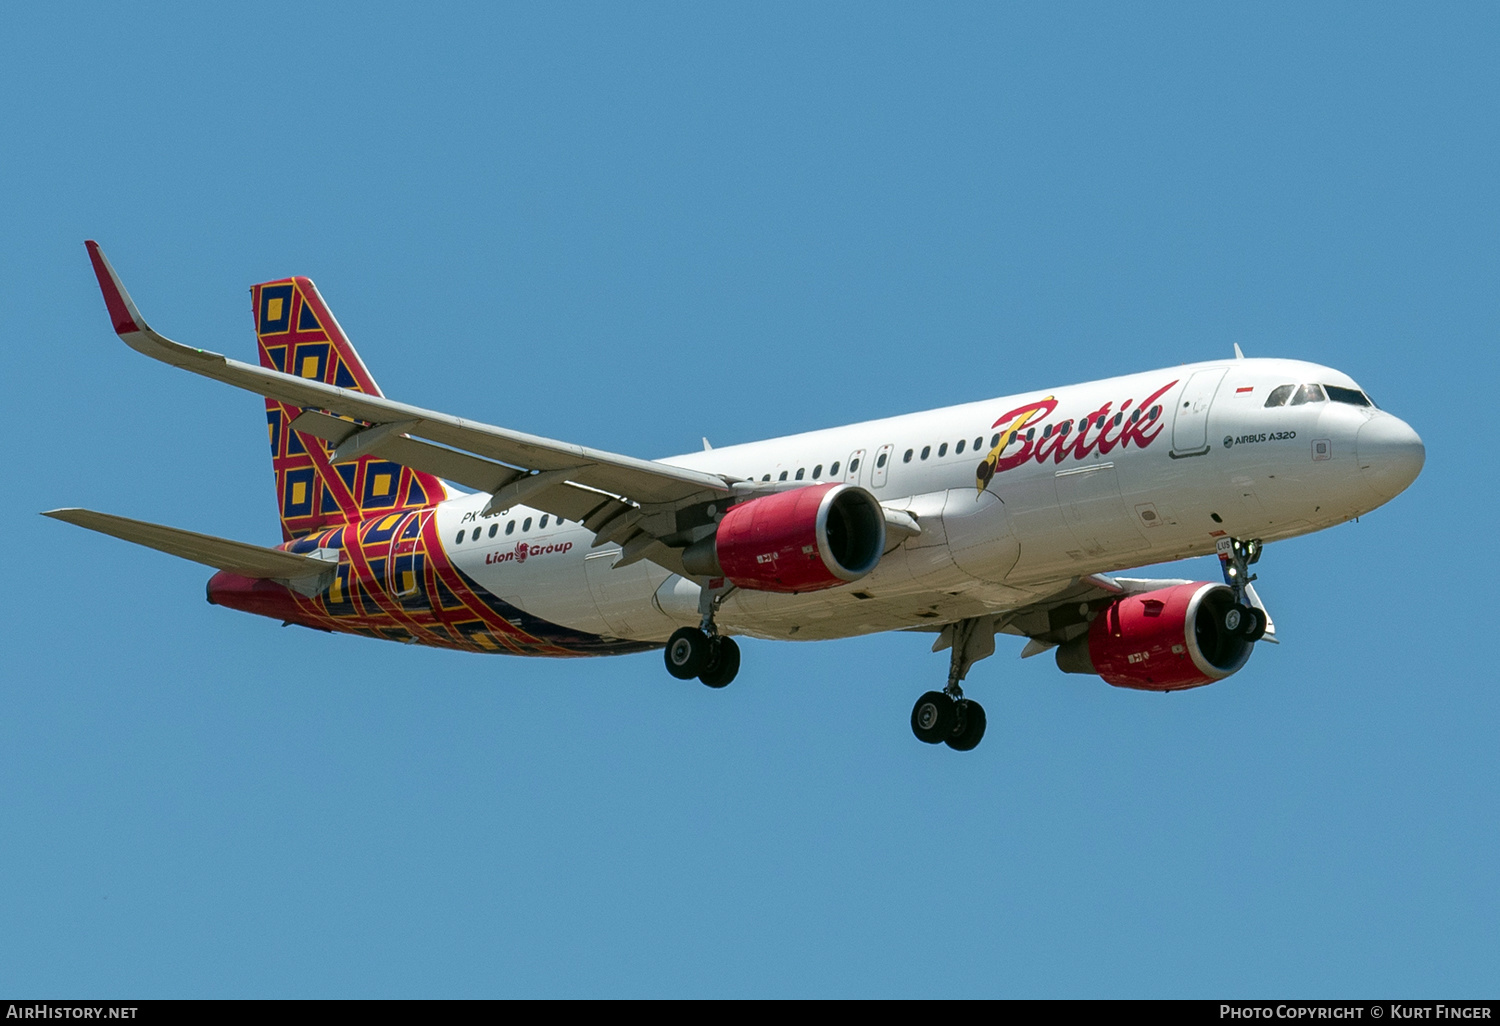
81,242,227,372
85,240,148,337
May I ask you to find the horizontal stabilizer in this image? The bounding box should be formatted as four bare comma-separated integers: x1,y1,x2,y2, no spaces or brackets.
42,508,336,585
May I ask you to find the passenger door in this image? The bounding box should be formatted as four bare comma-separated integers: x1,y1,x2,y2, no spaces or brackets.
1170,368,1228,458
870,444,894,488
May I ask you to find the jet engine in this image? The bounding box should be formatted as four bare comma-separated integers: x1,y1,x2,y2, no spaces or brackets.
1054,582,1255,691
682,482,886,593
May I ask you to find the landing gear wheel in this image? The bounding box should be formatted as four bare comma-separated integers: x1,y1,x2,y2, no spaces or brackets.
1241,607,1267,642
1222,604,1248,635
911,691,956,744
698,636,741,689
946,699,987,752
664,627,710,680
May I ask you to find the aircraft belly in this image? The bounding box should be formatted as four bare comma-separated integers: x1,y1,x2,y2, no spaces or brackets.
720,588,1000,642
708,546,1038,642
581,548,679,642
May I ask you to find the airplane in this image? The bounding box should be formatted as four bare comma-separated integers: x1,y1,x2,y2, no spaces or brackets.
48,242,1425,752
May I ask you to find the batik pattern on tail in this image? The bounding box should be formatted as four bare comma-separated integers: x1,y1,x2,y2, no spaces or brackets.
251,277,448,541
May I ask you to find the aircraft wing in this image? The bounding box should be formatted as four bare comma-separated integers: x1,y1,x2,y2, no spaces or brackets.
84,244,736,569
43,508,337,594
932,572,1276,657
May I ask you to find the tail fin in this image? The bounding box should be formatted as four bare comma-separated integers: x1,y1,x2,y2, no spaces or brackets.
252,277,449,540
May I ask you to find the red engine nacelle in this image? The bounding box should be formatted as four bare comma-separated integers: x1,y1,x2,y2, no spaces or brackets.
682,482,886,593
1054,582,1255,691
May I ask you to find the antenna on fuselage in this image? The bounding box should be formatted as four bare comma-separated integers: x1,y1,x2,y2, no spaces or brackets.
1233,343,1246,360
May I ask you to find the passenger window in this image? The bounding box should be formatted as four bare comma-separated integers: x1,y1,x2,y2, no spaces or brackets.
830,461,841,476
762,474,771,482
539,515,549,529
1289,384,1326,406
1113,413,1123,426
849,458,860,472
921,446,931,460
812,464,823,479
1325,385,1372,407
1042,425,1051,438
938,443,948,457
523,517,532,531
1060,421,1071,435
1264,384,1295,408
795,468,805,480
455,530,466,544
955,439,966,454
489,523,498,538
1130,410,1140,422
974,437,982,451
779,471,788,481
876,452,888,467
903,449,913,463
506,521,515,535
1026,428,1035,440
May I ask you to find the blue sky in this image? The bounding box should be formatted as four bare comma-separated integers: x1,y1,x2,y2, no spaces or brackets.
2,3,1495,997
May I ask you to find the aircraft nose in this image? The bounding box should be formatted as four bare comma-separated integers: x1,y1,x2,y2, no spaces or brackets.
1356,414,1425,501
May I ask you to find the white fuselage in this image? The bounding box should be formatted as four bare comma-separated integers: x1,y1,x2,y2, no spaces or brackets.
432,357,1421,644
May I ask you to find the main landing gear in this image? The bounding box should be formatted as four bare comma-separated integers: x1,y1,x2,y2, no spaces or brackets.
911,615,994,752
1217,537,1268,642
663,581,740,688
665,627,740,688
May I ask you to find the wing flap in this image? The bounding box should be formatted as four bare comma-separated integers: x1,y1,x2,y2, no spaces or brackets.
287,409,522,494
43,508,335,582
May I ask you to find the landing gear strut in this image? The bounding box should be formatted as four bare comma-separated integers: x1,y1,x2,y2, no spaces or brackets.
663,581,741,688
1217,537,1268,642
910,615,993,751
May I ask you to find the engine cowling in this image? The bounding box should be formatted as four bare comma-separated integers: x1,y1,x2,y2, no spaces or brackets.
1054,582,1254,691
682,482,886,593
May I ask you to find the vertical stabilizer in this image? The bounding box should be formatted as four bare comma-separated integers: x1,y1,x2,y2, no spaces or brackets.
251,277,449,540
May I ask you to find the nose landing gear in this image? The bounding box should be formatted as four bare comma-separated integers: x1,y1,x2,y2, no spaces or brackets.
1217,537,1269,642
910,616,993,751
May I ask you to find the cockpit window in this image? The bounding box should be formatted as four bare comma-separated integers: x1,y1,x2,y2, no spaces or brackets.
1325,385,1372,407
1264,384,1295,408
1288,383,1326,406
